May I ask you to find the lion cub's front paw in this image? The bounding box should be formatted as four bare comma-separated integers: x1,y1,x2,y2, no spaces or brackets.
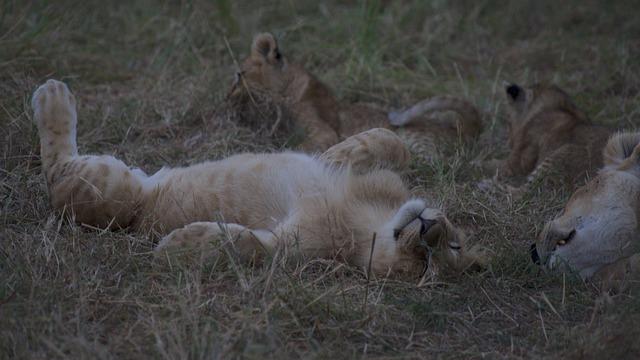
156,222,235,253
32,79,77,129
476,178,499,193
476,178,525,199
155,222,262,263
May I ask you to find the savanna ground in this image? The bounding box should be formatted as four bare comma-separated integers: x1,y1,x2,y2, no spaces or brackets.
2,1,640,358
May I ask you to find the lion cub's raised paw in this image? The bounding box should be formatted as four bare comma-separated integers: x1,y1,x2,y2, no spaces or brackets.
32,79,77,130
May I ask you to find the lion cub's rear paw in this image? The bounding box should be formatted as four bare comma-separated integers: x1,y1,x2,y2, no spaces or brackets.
32,79,77,129
322,128,409,172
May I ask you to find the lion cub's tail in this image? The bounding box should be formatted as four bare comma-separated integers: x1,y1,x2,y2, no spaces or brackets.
387,96,482,139
603,131,640,169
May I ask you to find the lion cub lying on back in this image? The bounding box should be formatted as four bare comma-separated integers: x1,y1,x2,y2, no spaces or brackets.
489,83,611,192
227,33,482,155
32,79,483,278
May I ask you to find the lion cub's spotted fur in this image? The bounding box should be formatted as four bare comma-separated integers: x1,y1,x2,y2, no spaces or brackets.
493,83,611,191
33,79,482,277
227,33,482,155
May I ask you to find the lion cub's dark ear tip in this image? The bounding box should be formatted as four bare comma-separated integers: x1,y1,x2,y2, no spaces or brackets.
254,32,275,41
530,243,540,265
506,84,521,100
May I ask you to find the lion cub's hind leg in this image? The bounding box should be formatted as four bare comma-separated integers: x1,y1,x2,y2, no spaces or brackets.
33,79,146,229
478,144,580,198
320,128,410,173
155,222,276,263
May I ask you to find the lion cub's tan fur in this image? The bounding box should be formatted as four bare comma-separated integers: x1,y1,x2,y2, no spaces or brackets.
228,33,482,154
494,83,611,190
535,132,640,292
33,79,482,277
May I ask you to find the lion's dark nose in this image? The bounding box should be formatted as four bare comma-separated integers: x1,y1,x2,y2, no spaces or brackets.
530,243,540,265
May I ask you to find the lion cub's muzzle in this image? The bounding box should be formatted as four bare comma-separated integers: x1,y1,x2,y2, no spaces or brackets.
394,212,447,253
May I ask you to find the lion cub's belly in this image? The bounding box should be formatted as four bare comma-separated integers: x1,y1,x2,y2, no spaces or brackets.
140,153,331,233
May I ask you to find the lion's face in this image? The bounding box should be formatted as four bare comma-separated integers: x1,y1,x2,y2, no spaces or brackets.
533,169,640,278
227,33,291,100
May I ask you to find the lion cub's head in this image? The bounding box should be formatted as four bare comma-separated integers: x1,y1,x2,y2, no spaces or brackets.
504,83,587,131
228,33,292,101
533,132,640,279
500,83,589,176
385,200,486,278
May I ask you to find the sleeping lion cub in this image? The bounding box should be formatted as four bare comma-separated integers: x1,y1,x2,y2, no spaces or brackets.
32,79,483,277
227,33,482,155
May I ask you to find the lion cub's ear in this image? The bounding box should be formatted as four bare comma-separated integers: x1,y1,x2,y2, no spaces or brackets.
618,142,640,173
252,33,282,62
603,132,640,171
505,82,534,103
505,83,523,101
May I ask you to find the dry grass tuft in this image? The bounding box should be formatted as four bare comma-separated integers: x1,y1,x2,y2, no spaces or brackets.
222,91,301,149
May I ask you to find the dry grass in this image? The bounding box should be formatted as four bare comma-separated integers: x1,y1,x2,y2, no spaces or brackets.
3,1,640,358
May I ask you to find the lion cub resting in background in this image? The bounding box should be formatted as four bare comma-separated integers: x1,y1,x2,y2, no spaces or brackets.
485,83,611,193
32,79,483,278
227,33,482,156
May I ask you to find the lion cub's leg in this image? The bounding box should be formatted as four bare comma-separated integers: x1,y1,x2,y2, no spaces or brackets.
505,145,577,195
320,128,410,173
155,222,276,262
523,145,585,190
32,79,79,171
33,79,146,228
478,145,578,197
